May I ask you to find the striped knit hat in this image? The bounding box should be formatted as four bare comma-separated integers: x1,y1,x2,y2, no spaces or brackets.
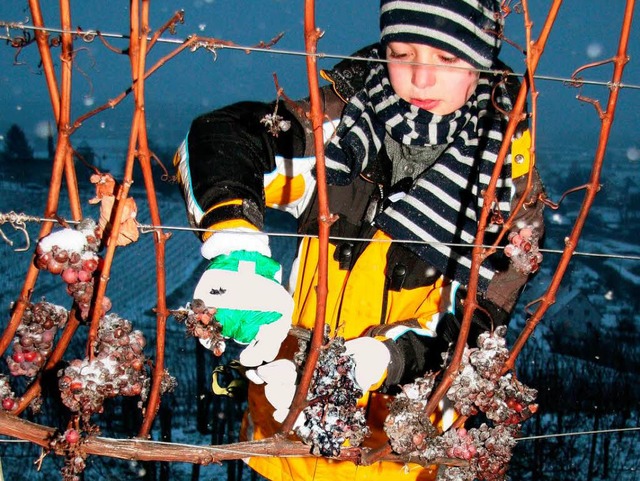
380,0,503,69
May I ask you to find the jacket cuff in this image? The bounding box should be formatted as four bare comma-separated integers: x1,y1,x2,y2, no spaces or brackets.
381,338,406,387
199,199,263,238
200,228,271,260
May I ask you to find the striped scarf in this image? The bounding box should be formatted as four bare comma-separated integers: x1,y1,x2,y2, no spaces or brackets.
324,61,513,290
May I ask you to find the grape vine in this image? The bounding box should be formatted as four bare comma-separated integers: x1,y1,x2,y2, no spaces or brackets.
294,337,369,457
6,301,67,378
384,328,537,481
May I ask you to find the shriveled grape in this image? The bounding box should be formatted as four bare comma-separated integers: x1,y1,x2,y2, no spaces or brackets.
294,337,369,457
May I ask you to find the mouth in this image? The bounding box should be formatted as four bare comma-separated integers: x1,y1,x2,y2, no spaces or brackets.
410,98,440,111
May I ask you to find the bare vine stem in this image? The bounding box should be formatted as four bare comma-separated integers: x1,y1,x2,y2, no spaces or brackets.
85,0,149,359
503,0,635,371
0,411,462,468
68,32,283,135
132,0,170,437
279,0,334,435
0,0,82,358
421,0,563,420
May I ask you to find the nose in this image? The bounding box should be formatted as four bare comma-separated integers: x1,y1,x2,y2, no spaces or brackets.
412,63,436,89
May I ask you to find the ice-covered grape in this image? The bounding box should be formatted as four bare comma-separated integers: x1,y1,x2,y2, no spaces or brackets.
294,337,369,457
56,313,174,421
172,300,225,356
35,220,108,320
385,376,439,455
504,225,543,274
0,375,17,412
6,301,68,378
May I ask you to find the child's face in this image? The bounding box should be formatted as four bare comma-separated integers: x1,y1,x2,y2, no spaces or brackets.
386,42,479,116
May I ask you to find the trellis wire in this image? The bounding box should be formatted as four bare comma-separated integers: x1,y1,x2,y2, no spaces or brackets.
2,21,640,91
2,211,640,262
516,425,640,442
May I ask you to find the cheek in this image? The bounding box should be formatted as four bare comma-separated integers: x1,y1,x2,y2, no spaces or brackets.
463,72,478,102
450,74,479,109
387,64,411,102
464,74,479,100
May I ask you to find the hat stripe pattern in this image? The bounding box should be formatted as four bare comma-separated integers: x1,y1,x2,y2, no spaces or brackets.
380,0,502,69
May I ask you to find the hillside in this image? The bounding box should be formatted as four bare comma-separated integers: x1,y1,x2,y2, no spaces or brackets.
1,142,639,480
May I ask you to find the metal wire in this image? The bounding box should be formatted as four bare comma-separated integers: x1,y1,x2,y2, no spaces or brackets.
1,211,639,262
517,425,640,442
1,21,640,91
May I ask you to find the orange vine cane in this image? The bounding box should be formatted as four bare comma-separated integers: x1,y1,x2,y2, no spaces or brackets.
58,0,83,223
132,0,171,437
0,0,82,357
503,0,635,373
418,0,564,424
279,0,337,435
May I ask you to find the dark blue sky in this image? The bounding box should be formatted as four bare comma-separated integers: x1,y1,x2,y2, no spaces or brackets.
1,1,639,167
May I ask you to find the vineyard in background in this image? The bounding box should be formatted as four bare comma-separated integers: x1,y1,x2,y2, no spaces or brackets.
0,1,639,480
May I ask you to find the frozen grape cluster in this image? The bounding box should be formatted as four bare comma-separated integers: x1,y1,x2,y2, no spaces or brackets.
437,424,519,481
384,327,537,481
447,328,537,424
0,374,17,412
294,337,369,457
468,328,510,382
65,279,112,321
35,219,111,320
504,225,543,274
172,299,225,356
6,301,68,378
57,313,149,420
492,374,538,425
385,376,439,455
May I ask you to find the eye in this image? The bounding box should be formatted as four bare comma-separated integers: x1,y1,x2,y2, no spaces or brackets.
388,50,410,60
387,45,413,61
438,54,460,65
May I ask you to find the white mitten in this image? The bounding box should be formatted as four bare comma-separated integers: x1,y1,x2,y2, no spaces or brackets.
194,230,293,367
246,359,299,423
344,337,391,393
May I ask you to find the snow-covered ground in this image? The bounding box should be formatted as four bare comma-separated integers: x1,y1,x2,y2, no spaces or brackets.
1,141,639,480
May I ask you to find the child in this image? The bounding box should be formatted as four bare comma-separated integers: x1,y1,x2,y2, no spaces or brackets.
174,1,544,479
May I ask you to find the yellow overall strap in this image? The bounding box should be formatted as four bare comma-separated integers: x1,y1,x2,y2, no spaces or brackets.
511,129,532,179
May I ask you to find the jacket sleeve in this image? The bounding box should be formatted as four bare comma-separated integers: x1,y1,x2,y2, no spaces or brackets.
371,285,510,390
174,100,309,237
485,165,546,312
174,47,376,238
376,164,546,391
